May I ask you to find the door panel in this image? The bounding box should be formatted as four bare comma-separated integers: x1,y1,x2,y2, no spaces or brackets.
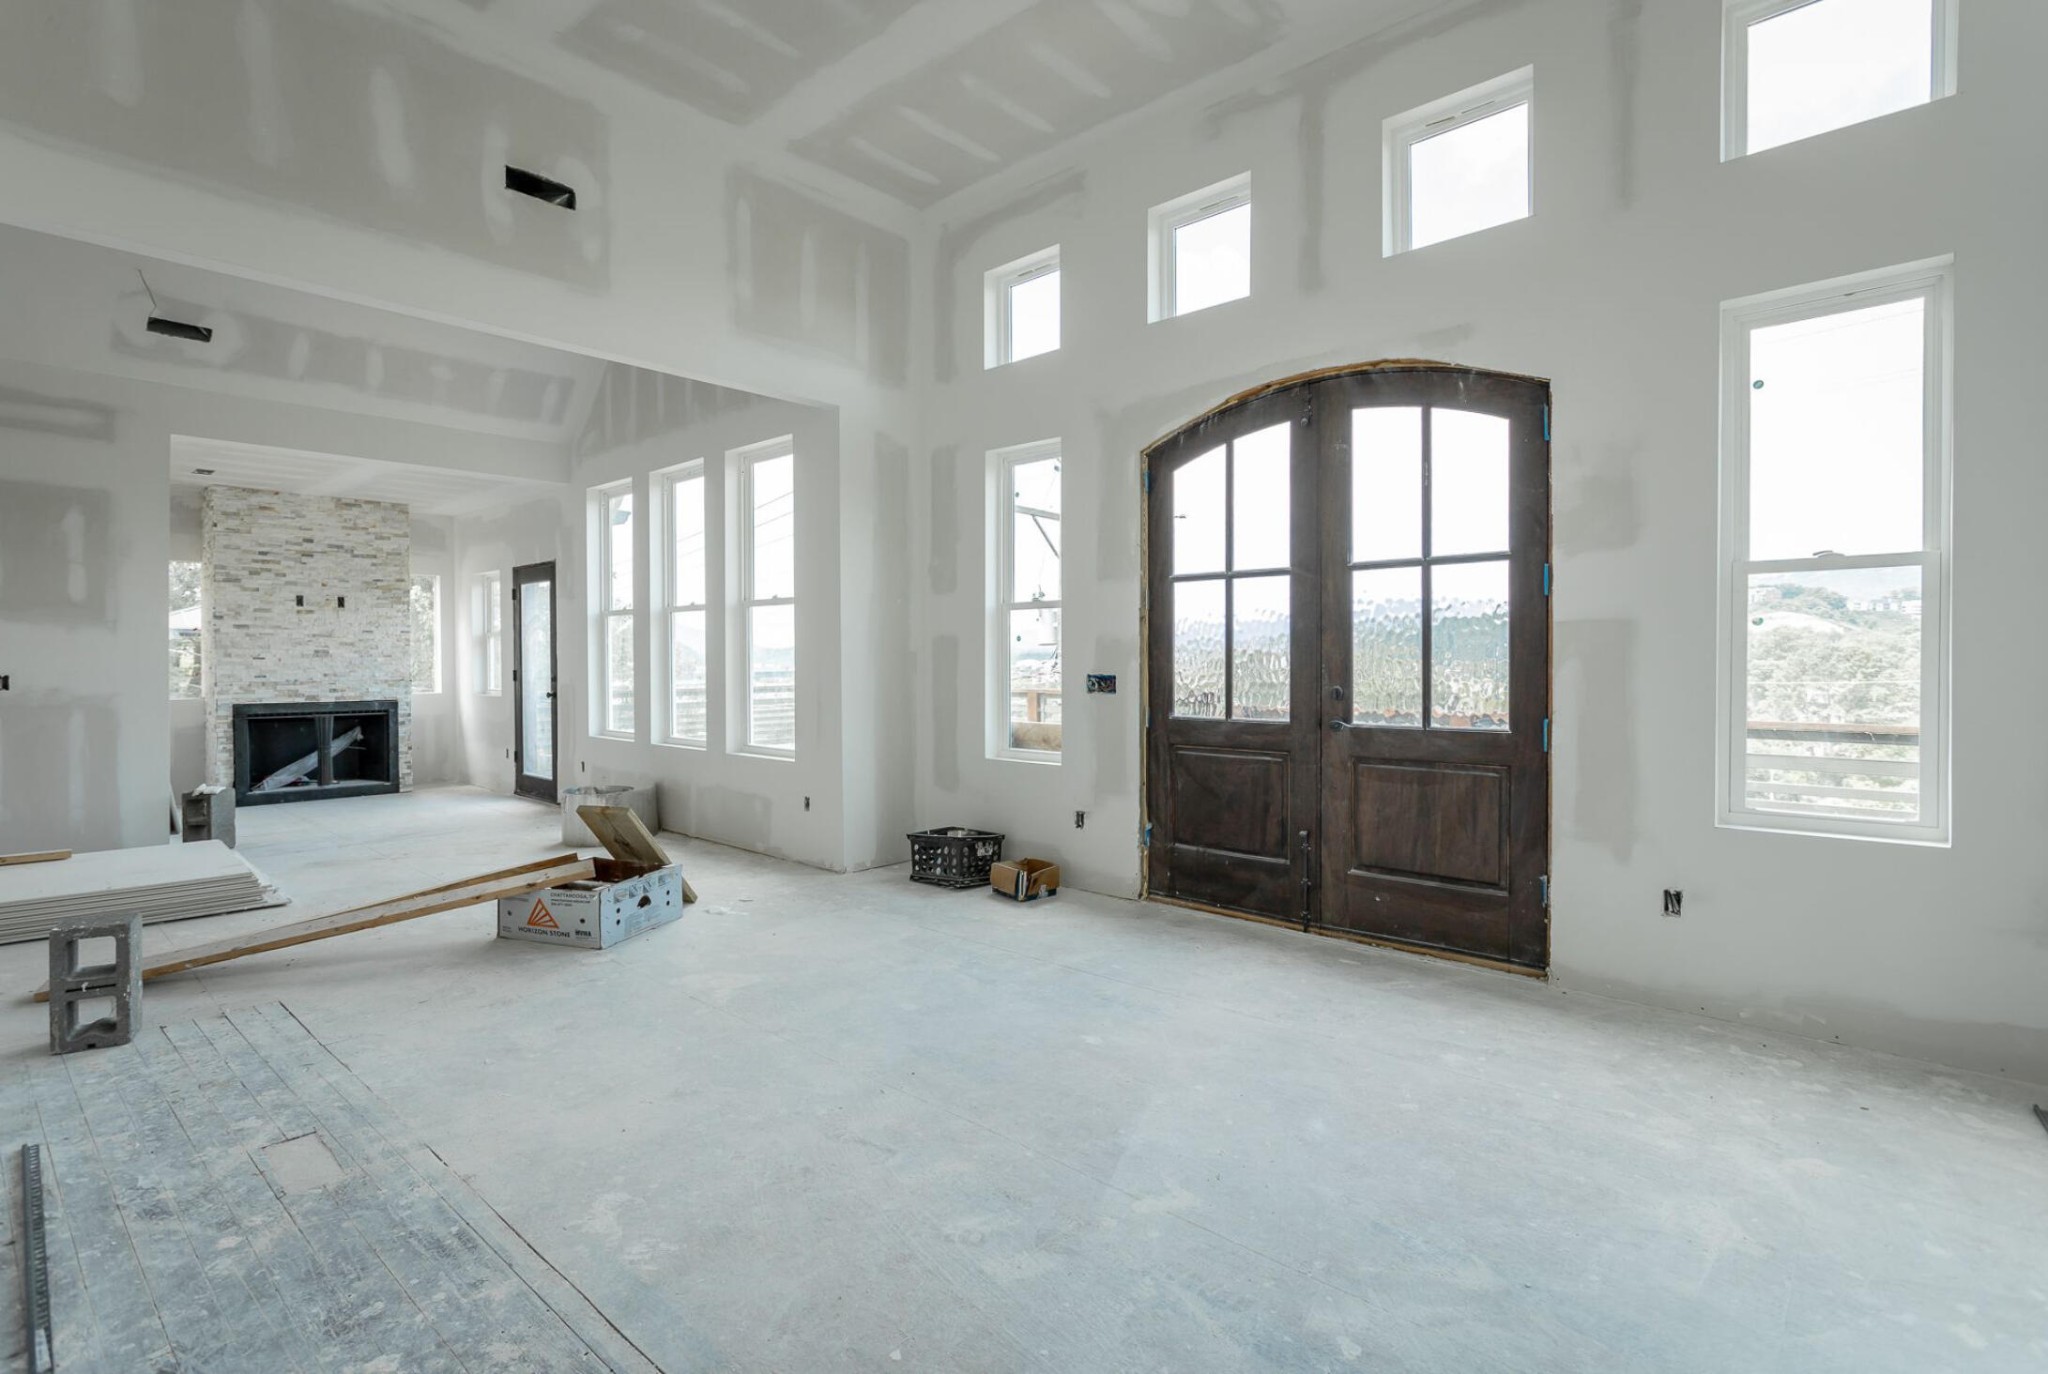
512,561,557,803
1145,364,1550,971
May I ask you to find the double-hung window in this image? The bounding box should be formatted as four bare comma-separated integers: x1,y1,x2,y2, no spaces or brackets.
1723,0,1957,158
475,570,502,694
1150,175,1251,321
1384,68,1533,255
990,442,1062,759
661,462,709,746
410,574,441,694
739,443,796,754
595,482,635,737
169,560,203,700
1719,258,1951,843
986,248,1061,368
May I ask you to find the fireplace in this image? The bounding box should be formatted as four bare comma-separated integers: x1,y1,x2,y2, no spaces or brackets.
233,700,400,805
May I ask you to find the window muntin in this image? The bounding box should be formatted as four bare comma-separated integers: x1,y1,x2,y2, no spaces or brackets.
1725,0,1953,158
596,483,635,736
410,574,441,694
1168,421,1292,722
1719,262,1950,842
740,445,795,754
1151,175,1251,321
991,442,1062,759
1386,69,1533,255
661,463,708,745
169,560,202,700
987,248,1061,367
475,570,503,694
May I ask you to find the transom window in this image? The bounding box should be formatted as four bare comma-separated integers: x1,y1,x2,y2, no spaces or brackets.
1169,420,1292,721
990,441,1062,760
1150,174,1251,321
660,461,708,745
1385,68,1533,255
1348,406,1512,729
1723,0,1956,158
986,247,1061,368
738,442,796,755
1719,259,1951,843
594,482,635,737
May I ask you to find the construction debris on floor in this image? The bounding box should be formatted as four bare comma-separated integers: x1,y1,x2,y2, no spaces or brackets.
0,1004,660,1373
46,913,143,1055
0,841,279,947
498,805,691,949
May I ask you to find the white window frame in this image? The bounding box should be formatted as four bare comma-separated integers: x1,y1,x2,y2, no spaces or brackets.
735,438,796,759
168,559,203,701
987,439,1063,764
657,459,710,748
985,246,1061,369
1383,66,1534,257
410,573,442,695
1715,256,1953,845
475,570,503,695
592,479,636,740
1721,0,1959,161
1148,173,1251,323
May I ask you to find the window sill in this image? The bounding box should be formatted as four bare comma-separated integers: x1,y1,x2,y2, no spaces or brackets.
1155,293,1250,326
734,747,796,763
1716,815,1950,849
657,738,709,752
991,750,1061,767
592,730,636,744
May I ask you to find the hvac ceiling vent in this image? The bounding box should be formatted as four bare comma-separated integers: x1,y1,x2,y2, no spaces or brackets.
505,165,576,210
147,316,214,344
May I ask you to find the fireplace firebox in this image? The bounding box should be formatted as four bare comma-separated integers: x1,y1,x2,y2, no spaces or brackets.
233,700,399,805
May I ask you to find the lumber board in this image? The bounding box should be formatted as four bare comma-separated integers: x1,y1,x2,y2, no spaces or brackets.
0,848,69,866
31,854,592,1001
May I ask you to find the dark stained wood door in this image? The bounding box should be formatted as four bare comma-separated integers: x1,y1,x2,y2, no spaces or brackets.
1145,388,1322,920
1144,364,1551,972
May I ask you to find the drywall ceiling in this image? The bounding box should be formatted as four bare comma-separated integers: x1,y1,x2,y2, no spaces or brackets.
0,221,608,445
436,0,1443,206
169,436,559,517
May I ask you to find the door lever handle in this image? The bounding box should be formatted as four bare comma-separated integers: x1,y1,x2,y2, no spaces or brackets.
1329,719,1356,731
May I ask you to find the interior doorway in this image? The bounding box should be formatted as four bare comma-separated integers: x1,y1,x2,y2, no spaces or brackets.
1143,363,1552,972
512,561,558,804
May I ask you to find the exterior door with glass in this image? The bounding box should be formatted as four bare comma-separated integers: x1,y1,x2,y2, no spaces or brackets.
512,561,557,803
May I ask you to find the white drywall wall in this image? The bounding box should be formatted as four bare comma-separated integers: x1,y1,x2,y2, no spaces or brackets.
907,0,2048,1082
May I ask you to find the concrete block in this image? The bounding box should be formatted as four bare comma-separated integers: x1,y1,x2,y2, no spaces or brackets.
48,913,142,1054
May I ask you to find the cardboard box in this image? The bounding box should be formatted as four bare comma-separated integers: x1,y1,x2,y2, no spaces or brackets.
990,858,1059,902
498,860,683,949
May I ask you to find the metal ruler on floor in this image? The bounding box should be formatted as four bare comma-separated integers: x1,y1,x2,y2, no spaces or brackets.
20,1143,53,1373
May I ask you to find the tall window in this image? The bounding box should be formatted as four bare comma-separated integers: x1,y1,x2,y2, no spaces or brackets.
1724,0,1955,158
410,574,441,694
475,571,503,695
991,442,1062,759
662,462,709,745
168,560,202,700
1150,175,1251,321
739,443,795,754
986,247,1061,368
596,482,635,737
1719,259,1950,843
1384,68,1533,255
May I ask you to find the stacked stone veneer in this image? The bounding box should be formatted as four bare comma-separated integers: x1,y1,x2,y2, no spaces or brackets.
202,486,414,791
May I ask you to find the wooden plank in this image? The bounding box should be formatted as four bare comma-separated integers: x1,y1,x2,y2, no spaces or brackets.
32,854,594,1001
0,849,69,866
578,805,698,902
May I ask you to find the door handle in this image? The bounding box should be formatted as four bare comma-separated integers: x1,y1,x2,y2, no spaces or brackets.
1329,720,1357,731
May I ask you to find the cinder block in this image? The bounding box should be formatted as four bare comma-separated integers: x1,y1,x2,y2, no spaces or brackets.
48,913,142,1054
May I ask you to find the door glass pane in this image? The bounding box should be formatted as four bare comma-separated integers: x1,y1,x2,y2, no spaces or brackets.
1352,407,1422,562
1172,579,1226,718
1007,607,1063,751
1173,446,1226,574
1230,575,1290,720
1351,567,1422,727
1430,560,1510,730
670,608,707,742
605,613,634,735
748,603,796,749
1745,566,1922,823
1431,409,1511,557
750,453,796,599
1231,422,1291,571
1748,297,1924,560
519,579,554,779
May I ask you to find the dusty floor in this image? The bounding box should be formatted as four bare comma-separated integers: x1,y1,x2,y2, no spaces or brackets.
2,786,2044,1372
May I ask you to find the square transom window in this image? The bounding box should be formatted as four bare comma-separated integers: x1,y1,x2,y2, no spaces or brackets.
1385,68,1533,255
1724,0,1956,157
1150,175,1251,321
986,248,1061,368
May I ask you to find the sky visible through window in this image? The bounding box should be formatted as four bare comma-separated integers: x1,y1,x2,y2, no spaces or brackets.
1409,102,1529,250
1173,202,1250,315
1747,0,1932,153
1008,268,1060,362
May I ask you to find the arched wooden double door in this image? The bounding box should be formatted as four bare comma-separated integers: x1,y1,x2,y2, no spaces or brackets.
1143,363,1551,971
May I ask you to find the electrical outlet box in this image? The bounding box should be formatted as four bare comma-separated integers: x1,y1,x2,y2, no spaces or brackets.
1074,810,1086,829
1662,889,1682,917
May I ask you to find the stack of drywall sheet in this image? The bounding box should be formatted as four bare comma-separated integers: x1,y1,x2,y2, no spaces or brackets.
0,841,282,945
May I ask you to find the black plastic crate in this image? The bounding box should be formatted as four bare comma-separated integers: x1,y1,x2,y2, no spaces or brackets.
907,827,1005,889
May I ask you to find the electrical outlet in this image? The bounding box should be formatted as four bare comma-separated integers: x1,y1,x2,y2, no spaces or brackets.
580,760,587,773
804,796,811,811
504,748,511,759
1662,889,1682,918
1075,810,1086,829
